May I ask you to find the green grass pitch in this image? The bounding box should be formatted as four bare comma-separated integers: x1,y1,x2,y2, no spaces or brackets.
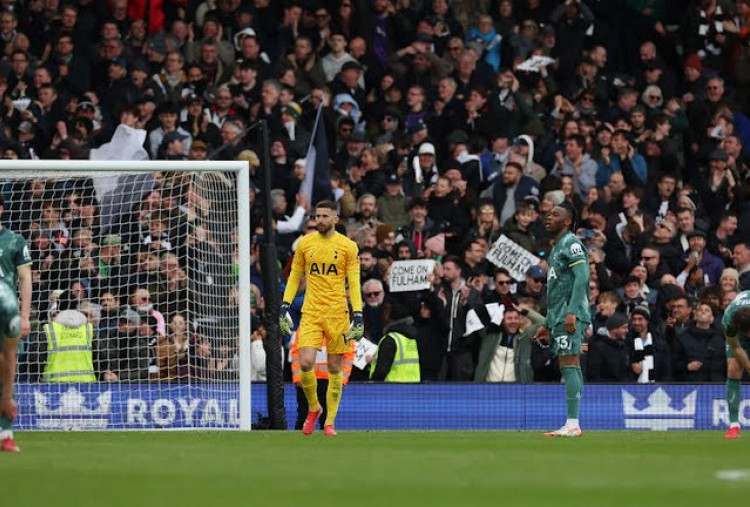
3,431,750,506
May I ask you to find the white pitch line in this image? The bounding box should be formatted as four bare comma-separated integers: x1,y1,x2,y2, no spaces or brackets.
716,470,750,481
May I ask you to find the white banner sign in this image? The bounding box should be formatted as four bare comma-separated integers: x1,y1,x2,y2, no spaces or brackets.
464,304,506,336
464,309,485,336
486,235,541,282
515,55,556,73
388,259,436,292
486,303,505,326
354,338,378,370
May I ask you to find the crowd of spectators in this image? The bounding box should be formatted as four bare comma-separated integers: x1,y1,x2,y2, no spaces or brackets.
9,171,243,383
0,0,748,383
249,0,750,384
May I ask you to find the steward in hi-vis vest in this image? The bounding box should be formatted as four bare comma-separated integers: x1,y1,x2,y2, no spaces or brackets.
42,290,95,383
369,318,420,382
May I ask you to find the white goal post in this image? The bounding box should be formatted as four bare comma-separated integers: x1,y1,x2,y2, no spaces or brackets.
0,160,252,430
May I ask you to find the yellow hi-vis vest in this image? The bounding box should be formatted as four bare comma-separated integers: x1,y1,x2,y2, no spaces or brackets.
370,332,420,382
43,321,96,382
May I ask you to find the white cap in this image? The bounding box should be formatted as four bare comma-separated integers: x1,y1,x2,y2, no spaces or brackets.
418,142,435,155
234,27,257,51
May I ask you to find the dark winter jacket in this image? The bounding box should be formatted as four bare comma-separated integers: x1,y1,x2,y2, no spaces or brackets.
586,328,631,382
674,323,726,382
432,281,488,356
500,217,536,253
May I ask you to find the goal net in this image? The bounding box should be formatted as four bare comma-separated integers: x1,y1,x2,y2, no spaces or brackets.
0,160,252,430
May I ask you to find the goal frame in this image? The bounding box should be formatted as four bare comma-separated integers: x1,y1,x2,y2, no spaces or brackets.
0,159,253,431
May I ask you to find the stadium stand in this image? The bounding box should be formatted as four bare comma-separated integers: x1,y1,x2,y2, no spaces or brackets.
0,0,748,384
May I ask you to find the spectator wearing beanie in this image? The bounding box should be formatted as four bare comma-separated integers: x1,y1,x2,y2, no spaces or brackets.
679,53,707,104
373,224,396,263
377,173,410,229
330,61,366,110
397,198,437,257
627,305,672,383
681,1,734,74
403,139,438,198
618,275,648,314
280,101,310,160
719,267,740,294
587,312,631,382
694,149,739,225
677,229,725,287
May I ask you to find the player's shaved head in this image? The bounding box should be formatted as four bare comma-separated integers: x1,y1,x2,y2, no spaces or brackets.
734,307,750,334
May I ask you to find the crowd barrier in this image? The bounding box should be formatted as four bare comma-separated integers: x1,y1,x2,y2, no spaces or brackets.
13,383,744,431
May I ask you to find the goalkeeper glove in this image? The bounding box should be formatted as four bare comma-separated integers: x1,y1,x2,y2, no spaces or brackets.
279,302,293,336
345,312,364,343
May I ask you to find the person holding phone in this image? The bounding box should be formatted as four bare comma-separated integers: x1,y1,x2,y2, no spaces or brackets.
677,230,725,286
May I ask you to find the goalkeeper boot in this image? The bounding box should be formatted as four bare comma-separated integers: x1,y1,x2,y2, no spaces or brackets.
1,437,19,452
725,425,741,440
324,425,337,437
543,425,582,438
302,406,323,436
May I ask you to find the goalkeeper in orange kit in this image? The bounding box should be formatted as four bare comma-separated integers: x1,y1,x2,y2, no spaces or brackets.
279,200,363,436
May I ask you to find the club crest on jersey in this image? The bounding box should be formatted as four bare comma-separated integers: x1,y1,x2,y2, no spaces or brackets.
570,243,584,256
309,262,338,275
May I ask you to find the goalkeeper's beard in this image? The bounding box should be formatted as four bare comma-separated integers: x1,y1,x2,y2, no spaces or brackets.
317,223,333,234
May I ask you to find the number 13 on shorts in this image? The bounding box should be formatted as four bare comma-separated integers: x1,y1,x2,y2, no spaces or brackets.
555,335,570,351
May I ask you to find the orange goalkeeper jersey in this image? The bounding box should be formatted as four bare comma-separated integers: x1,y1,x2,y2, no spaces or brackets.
283,231,362,316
